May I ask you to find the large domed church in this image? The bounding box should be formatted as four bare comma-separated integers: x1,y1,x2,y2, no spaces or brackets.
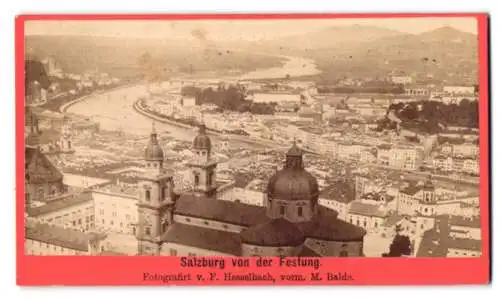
136,123,366,257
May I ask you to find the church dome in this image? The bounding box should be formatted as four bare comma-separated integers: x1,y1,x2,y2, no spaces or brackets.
267,169,319,201
240,218,305,247
144,123,164,161
193,124,212,150
267,142,319,201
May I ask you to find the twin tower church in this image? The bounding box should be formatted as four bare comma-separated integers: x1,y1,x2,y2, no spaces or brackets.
136,123,366,257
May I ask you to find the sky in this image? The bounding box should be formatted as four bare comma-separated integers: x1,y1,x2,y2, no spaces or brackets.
25,17,478,41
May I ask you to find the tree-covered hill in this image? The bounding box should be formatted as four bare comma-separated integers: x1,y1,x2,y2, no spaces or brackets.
377,99,479,134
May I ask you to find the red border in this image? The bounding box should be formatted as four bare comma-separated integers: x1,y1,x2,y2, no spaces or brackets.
16,13,490,286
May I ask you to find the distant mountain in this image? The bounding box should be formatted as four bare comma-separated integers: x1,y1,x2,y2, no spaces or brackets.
300,26,479,83
240,25,405,53
417,26,477,43
372,26,477,48
24,25,479,83
25,35,285,78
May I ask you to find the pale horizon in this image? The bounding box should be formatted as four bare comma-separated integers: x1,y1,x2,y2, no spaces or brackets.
25,17,478,42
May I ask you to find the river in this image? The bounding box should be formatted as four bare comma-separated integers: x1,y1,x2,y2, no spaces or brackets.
66,55,321,143
239,55,321,80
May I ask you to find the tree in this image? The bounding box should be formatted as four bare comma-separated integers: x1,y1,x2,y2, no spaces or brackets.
181,85,201,97
383,234,412,257
25,59,51,94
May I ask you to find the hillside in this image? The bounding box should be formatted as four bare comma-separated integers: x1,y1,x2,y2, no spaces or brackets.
239,25,478,84
304,26,479,84
25,25,479,84
25,35,285,78
243,25,405,53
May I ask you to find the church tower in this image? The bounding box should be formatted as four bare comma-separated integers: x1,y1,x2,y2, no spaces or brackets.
136,123,175,255
25,106,41,148
60,117,73,152
419,175,437,217
422,176,436,203
187,124,217,198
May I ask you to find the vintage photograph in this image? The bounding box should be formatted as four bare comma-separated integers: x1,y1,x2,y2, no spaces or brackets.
23,16,482,258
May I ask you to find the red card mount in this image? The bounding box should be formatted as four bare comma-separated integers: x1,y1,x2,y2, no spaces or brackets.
16,13,490,286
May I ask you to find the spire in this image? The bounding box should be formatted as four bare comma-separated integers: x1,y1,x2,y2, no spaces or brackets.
150,121,158,143
193,123,211,150
285,139,303,169
25,106,41,148
198,123,207,135
151,121,157,134
144,121,164,161
287,137,302,157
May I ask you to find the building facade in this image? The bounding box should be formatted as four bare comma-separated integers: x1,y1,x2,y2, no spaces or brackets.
132,125,366,257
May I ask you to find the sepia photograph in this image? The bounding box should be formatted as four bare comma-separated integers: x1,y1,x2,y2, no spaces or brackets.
22,15,486,263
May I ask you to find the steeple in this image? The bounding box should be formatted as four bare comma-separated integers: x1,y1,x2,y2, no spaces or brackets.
25,106,41,148
150,121,158,143
187,122,217,198
285,138,303,170
151,120,156,134
136,121,175,255
422,174,435,203
143,122,164,176
60,117,73,152
192,123,212,161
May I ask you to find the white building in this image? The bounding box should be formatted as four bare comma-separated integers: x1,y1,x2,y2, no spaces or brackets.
93,184,139,236
25,221,107,256
26,191,94,232
396,178,479,218
347,201,387,232
318,180,356,221
433,155,479,175
391,76,413,85
404,87,429,96
443,86,476,95
388,145,424,171
451,143,480,157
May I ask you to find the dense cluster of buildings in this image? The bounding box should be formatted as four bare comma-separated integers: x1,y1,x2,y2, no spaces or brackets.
24,100,482,258
143,78,479,182
317,166,481,257
23,56,482,259
25,106,370,257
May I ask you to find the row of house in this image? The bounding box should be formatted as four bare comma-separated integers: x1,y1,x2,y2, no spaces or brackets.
433,155,480,175
441,142,479,157
318,174,481,257
277,122,425,171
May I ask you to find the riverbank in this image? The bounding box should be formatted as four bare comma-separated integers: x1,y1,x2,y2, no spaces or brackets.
63,54,320,146
133,98,281,149
132,99,199,132
60,83,139,114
